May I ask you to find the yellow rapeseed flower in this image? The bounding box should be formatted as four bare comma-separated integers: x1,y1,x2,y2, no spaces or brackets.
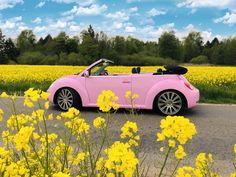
97,90,119,112
0,108,3,122
1,92,9,98
61,107,80,119
231,173,236,177
13,126,34,152
41,91,50,100
93,117,106,129
104,141,138,177
52,172,71,177
175,145,186,159
125,91,131,99
44,101,49,110
96,157,105,171
168,139,176,148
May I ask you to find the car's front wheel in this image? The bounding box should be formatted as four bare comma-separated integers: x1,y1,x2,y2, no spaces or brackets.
156,90,184,115
56,88,80,111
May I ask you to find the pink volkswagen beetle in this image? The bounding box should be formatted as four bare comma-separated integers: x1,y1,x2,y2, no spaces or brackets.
47,59,199,115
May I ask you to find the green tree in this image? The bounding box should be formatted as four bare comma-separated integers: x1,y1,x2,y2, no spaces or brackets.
112,36,126,54
5,38,19,62
143,41,159,56
158,31,182,60
126,36,144,55
183,32,203,62
16,30,36,53
54,32,69,57
66,37,79,53
223,38,236,65
79,25,99,63
0,29,8,64
97,31,109,58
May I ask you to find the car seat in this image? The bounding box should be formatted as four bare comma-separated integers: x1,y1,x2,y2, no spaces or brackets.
132,67,141,74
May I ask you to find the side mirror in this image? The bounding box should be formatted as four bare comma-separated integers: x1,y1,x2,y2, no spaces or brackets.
84,71,89,77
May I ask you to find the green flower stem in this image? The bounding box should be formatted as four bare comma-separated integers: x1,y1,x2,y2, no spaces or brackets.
170,159,181,177
12,98,32,176
93,116,109,172
62,123,73,171
38,101,50,176
158,147,171,177
29,139,45,168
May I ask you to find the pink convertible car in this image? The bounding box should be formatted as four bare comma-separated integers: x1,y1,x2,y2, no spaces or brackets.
47,59,199,115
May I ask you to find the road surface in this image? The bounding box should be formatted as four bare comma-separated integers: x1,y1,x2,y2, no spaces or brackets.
0,98,235,176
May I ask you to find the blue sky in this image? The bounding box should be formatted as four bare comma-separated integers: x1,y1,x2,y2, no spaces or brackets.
0,0,236,42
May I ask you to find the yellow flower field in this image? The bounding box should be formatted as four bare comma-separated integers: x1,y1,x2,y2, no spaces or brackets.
0,65,236,103
0,65,236,86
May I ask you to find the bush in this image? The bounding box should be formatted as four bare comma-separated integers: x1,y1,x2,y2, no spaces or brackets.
190,55,209,64
58,52,86,65
120,53,177,66
17,52,45,65
42,55,58,65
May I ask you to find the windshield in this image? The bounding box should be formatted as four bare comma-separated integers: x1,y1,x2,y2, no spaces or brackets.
90,62,110,76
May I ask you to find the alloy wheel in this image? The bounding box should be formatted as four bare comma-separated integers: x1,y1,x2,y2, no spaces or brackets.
57,89,74,111
157,91,183,115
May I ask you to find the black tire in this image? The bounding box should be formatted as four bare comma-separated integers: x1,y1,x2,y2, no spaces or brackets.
55,88,81,111
154,90,184,115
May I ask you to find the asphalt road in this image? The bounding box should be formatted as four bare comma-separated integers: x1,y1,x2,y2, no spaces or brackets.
0,98,235,176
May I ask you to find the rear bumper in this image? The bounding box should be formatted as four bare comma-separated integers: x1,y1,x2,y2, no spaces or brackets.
187,88,200,108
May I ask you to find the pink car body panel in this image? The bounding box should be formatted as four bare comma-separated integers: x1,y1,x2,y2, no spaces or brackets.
47,59,199,110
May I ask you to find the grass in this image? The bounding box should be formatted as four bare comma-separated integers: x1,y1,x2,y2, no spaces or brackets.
197,84,236,104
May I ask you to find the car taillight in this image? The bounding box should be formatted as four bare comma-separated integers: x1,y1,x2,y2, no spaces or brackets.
184,82,193,90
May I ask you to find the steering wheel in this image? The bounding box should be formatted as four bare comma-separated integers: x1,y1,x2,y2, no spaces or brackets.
99,70,108,76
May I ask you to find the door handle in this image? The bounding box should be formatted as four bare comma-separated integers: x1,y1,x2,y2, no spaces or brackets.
122,81,131,83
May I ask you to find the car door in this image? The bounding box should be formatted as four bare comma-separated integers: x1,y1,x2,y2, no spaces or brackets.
85,74,131,106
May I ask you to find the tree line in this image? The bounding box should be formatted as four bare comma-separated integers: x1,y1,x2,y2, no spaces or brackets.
0,25,236,66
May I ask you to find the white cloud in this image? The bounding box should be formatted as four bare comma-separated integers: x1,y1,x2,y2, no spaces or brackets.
184,24,195,31
176,24,217,42
214,12,236,24
52,0,95,6
128,7,138,13
1,16,22,29
69,25,81,32
50,20,67,28
32,17,42,24
34,26,46,33
0,0,23,10
177,0,235,10
106,11,129,22
156,23,175,35
17,25,29,32
147,8,167,17
62,4,107,16
112,22,123,29
36,1,45,8
125,26,136,33
105,7,138,26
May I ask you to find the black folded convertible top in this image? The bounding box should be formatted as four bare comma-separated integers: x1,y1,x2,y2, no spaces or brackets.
164,65,188,75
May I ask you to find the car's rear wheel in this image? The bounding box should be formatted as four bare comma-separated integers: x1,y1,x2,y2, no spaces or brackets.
156,91,184,115
56,88,80,111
